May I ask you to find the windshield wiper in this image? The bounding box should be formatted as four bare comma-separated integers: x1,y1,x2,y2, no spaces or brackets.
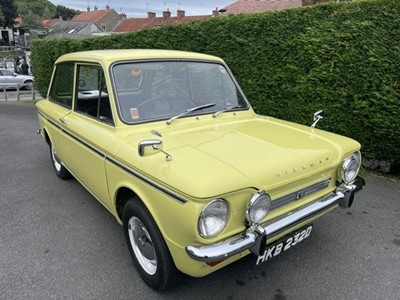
166,103,216,125
212,105,244,118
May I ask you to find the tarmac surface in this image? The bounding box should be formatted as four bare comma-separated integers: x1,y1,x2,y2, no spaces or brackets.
1,101,399,299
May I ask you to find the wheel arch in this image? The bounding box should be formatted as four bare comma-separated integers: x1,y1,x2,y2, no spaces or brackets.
113,184,198,278
115,186,140,222
42,128,51,146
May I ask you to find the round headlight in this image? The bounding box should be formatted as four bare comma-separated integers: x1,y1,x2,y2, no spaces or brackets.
340,152,361,183
246,191,271,224
198,199,228,238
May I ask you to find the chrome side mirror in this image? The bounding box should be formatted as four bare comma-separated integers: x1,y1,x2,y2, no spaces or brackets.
138,139,172,161
311,110,324,128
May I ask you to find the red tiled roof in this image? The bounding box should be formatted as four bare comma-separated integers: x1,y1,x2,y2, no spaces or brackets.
113,15,210,33
224,0,302,14
41,19,59,28
72,9,114,22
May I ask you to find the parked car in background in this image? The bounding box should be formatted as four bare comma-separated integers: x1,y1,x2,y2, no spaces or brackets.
0,68,34,90
36,49,365,291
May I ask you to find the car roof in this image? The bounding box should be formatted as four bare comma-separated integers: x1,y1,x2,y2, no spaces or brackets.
55,49,225,66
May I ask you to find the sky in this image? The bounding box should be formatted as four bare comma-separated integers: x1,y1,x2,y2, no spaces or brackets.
49,0,236,18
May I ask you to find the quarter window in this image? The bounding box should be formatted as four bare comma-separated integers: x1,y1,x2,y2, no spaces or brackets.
75,65,113,124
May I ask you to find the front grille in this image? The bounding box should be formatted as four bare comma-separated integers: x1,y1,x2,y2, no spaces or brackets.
271,178,331,210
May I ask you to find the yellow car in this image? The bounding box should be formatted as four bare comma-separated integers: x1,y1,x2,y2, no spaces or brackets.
36,49,365,291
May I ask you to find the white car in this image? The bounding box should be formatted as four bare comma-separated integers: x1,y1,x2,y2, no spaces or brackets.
0,69,34,90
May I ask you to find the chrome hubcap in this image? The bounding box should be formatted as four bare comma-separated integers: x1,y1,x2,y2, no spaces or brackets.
51,145,62,172
128,216,157,275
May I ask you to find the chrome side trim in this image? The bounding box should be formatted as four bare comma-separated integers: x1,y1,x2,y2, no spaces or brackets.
271,179,331,210
38,110,188,204
106,156,187,204
186,177,365,263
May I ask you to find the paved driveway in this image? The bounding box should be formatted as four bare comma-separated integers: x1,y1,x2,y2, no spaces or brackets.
1,102,399,300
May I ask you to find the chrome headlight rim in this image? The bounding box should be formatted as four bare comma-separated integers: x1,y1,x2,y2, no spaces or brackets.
198,198,229,238
245,190,271,225
339,152,361,184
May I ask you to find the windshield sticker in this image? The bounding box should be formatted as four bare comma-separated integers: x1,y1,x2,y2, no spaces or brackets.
130,108,139,119
219,66,227,74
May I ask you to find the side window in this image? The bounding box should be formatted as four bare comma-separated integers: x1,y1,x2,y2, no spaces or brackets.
75,65,113,124
48,63,74,108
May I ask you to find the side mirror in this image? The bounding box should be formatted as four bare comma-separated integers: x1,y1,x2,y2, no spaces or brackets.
138,139,163,157
311,110,324,128
138,139,172,161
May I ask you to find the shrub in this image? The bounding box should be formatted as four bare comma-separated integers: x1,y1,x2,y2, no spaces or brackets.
32,0,400,173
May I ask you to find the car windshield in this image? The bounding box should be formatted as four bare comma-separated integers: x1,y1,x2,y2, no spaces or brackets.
112,61,248,123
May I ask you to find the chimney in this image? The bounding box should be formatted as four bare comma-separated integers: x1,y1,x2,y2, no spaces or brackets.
177,10,185,19
94,5,98,11
212,7,219,17
163,9,171,20
87,6,90,12
59,15,63,21
148,12,156,19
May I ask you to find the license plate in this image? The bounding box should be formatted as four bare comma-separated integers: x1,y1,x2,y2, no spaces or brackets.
255,225,313,266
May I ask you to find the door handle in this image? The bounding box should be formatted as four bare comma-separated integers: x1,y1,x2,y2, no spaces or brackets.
59,118,69,125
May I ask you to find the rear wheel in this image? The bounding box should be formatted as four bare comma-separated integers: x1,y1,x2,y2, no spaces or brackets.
50,143,72,179
123,198,180,291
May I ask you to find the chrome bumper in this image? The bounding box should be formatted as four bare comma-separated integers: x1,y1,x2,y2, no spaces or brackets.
186,176,365,263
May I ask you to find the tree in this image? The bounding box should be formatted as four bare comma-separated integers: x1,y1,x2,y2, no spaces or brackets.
42,6,53,20
0,0,18,28
53,5,80,20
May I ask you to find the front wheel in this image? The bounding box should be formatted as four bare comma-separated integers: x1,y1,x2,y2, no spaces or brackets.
50,143,72,179
123,199,180,291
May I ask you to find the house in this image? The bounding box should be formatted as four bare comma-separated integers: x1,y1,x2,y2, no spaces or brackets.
222,0,303,14
46,21,103,38
72,7,125,32
41,19,60,28
113,9,219,33
0,28,14,47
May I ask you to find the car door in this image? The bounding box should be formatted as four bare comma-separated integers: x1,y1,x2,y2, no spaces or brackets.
0,69,15,85
44,63,75,164
0,70,6,86
60,64,115,208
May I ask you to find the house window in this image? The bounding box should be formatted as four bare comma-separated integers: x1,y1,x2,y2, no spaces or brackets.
101,23,106,30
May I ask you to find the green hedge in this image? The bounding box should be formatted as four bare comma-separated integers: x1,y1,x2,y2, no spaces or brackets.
32,0,400,174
